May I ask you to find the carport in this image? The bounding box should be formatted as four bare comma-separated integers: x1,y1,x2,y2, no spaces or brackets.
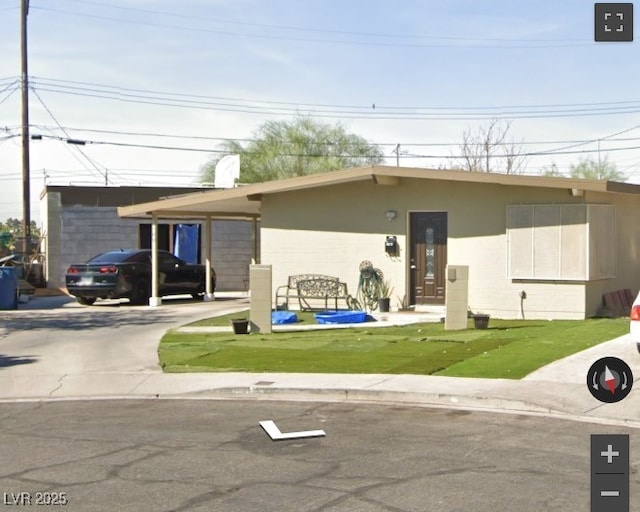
118,187,261,306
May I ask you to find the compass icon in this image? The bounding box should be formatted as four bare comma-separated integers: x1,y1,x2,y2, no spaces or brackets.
587,357,633,403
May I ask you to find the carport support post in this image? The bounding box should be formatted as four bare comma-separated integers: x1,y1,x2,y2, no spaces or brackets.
252,217,260,264
149,214,162,307
204,215,214,302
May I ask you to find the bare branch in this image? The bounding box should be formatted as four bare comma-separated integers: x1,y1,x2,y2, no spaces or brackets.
457,119,527,174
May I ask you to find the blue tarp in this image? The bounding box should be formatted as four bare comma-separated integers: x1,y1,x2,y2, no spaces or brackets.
272,311,298,324
314,311,368,324
174,224,199,264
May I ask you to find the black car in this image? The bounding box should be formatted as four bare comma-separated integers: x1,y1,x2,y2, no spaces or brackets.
65,249,216,305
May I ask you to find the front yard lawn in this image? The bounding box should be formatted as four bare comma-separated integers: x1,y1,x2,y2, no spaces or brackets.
159,318,628,379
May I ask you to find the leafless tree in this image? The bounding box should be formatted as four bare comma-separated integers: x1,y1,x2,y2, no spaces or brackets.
457,119,527,174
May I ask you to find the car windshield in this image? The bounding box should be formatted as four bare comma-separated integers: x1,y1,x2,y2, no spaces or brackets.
87,251,137,264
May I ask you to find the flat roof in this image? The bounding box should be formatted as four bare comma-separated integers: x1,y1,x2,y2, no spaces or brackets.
41,185,214,208
117,165,640,220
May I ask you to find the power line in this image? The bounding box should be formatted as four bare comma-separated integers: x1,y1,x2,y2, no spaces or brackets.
30,5,591,50
30,83,640,121
32,124,254,144
30,76,640,112
538,124,640,155
30,132,640,159
30,88,110,184
30,123,640,149
0,85,19,107
58,0,584,44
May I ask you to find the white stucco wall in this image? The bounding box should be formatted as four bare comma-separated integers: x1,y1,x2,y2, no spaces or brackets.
584,191,640,315
260,177,640,319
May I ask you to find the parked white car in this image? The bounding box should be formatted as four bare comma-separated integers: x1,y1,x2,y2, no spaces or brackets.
630,292,640,353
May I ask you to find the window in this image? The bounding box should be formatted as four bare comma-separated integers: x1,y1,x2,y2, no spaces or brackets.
139,224,170,251
506,204,615,281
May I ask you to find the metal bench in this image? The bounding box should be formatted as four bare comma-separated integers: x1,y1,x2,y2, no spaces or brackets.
275,274,352,311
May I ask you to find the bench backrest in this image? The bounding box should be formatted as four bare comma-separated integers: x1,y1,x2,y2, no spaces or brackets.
287,274,338,289
297,277,342,298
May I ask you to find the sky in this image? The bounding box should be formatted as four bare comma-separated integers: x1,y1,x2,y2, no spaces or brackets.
0,0,639,224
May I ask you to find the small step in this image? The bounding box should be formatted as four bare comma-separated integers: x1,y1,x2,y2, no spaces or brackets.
413,305,446,314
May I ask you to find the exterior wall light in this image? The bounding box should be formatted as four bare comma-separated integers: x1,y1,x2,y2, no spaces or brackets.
385,210,397,221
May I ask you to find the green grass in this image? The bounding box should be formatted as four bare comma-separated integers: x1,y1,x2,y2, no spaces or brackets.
159,317,629,379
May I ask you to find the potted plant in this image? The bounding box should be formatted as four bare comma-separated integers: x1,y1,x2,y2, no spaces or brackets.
377,279,394,313
231,317,249,334
397,294,414,312
472,312,490,329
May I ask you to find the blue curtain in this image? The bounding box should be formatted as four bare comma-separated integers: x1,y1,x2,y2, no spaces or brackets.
174,224,199,264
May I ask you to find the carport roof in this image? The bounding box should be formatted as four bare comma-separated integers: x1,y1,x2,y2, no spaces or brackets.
117,165,640,220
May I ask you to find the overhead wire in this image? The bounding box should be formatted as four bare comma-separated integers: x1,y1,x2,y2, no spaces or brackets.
30,132,640,160
30,76,640,113
29,78,640,121
30,87,114,184
29,123,640,149
30,5,591,50
537,124,640,155
0,83,19,107
57,0,584,43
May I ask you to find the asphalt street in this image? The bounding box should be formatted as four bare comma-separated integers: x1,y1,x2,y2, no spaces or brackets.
2,399,636,512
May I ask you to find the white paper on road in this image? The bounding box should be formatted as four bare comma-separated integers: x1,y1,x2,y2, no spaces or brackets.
259,420,326,440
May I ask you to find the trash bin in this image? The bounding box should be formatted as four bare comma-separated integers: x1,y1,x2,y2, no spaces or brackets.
0,267,18,310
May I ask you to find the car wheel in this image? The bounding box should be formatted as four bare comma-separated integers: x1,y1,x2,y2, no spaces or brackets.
76,296,97,306
130,279,150,305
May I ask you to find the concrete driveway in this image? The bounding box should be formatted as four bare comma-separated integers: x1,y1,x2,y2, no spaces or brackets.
0,294,249,398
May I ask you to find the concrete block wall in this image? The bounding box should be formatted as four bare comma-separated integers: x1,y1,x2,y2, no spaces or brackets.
210,220,256,291
42,200,256,291
55,206,140,288
40,192,62,289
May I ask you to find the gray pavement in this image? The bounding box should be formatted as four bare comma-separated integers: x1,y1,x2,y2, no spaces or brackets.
2,399,633,512
1,294,639,427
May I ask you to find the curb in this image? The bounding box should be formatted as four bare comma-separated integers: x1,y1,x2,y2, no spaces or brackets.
2,384,640,428
161,386,640,429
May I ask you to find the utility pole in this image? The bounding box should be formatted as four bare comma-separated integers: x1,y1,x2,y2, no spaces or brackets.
393,143,400,167
20,0,31,253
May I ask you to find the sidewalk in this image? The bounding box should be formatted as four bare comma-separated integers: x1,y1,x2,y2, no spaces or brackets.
176,309,446,333
2,295,638,428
